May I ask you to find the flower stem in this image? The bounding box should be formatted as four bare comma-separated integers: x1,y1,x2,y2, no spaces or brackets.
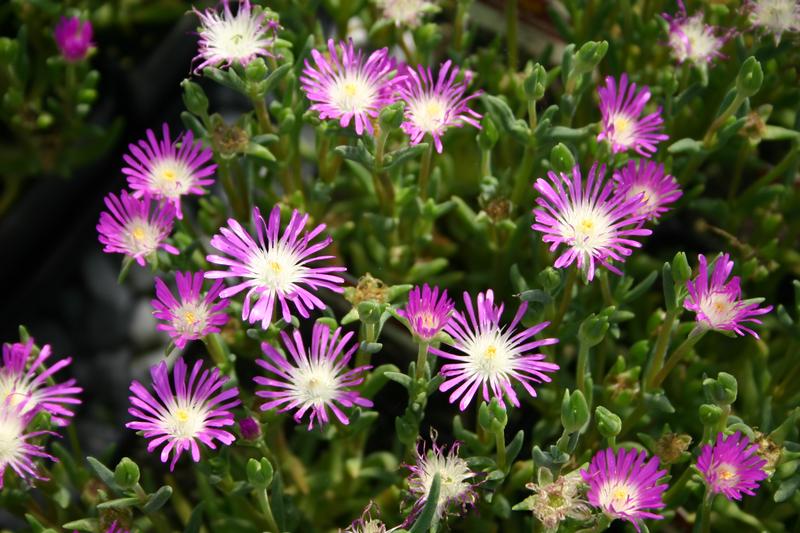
251,96,274,134
255,488,280,533
551,268,578,333
643,307,681,391
495,427,507,471
650,330,706,390
599,270,614,306
415,342,430,380
372,125,395,214
418,141,434,200
576,341,591,399
703,94,745,148
699,490,714,533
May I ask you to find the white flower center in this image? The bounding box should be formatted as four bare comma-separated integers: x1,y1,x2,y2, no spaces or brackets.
598,481,636,515
463,331,515,380
752,0,797,32
699,292,737,327
124,219,161,257
0,414,24,466
409,96,448,134
249,244,305,294
419,452,473,513
381,0,429,25
149,158,194,198
293,361,339,406
715,462,739,487
163,402,208,439
0,374,37,417
330,75,377,114
610,114,635,146
172,301,210,336
202,8,267,61
672,18,718,63
560,203,614,259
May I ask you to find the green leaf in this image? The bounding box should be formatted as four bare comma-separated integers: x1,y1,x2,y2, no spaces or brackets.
97,497,140,509
383,143,430,171
408,473,441,533
480,94,530,144
143,485,173,513
61,519,98,532
384,371,413,389
263,63,292,94
668,138,704,154
184,502,206,533
86,456,121,492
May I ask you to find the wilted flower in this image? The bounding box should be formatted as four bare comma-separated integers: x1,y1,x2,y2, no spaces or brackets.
398,60,482,153
254,323,372,429
300,39,402,135
193,0,276,73
343,501,388,533
654,432,692,465
747,0,800,44
662,1,732,66
206,205,346,328
517,474,591,530
697,432,769,500
127,358,240,470
613,160,682,221
431,290,559,411
397,284,454,342
0,401,56,488
532,163,652,281
684,253,772,338
123,124,216,219
1,339,82,427
54,16,93,62
97,190,179,266
151,271,230,349
581,447,668,532
597,74,668,157
376,0,439,28
752,431,782,473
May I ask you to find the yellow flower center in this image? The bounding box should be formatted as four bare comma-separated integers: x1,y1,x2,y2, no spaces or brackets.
613,116,631,134
132,227,146,240
175,409,190,423
269,261,282,273
184,311,197,325
485,346,497,359
343,82,358,97
719,468,735,480
162,169,176,181
579,219,595,232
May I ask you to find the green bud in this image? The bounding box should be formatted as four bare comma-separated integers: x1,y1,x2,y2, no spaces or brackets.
699,403,724,426
246,457,274,489
181,79,209,116
736,57,763,98
703,372,738,405
278,109,295,132
356,300,384,324
489,397,508,428
629,339,650,366
671,252,692,285
537,267,561,293
561,389,590,434
477,116,499,151
572,41,609,76
36,112,54,129
379,102,405,130
523,63,547,101
478,401,492,431
578,314,609,348
595,406,622,438
78,88,97,104
114,457,140,489
760,212,782,234
245,58,269,82
549,143,576,174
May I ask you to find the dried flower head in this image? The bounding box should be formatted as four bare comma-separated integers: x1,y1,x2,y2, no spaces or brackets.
375,0,439,28
519,473,591,530
342,501,388,533
654,432,692,465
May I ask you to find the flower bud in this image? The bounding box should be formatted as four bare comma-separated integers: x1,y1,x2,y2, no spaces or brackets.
239,416,262,441
523,63,547,101
379,102,405,131
246,457,274,489
561,389,589,434
578,313,609,348
489,397,508,429
245,58,269,82
671,252,692,285
538,267,562,293
699,403,724,426
572,41,609,76
736,57,763,98
477,116,499,151
595,406,622,438
703,372,738,405
550,143,576,174
181,79,209,116
114,457,140,489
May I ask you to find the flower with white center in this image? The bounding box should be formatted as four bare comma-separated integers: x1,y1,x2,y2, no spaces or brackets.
697,432,768,501
254,322,373,429
300,39,402,135
343,501,388,533
97,190,179,267
684,253,772,338
747,0,800,44
613,160,682,221
397,284,454,342
532,163,652,281
662,1,732,66
193,0,276,73
123,123,216,219
206,205,346,328
375,0,439,28
597,74,668,157
0,401,56,489
127,358,240,470
0,339,82,427
431,290,559,411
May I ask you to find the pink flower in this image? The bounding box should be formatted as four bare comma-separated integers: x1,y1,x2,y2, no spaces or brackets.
597,74,668,157
54,16,93,62
697,432,768,500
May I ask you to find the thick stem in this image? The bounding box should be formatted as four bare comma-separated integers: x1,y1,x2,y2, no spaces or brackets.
576,342,591,398
551,268,578,333
511,145,535,210
255,489,280,533
372,125,395,214
419,142,434,200
252,96,274,134
703,94,745,148
599,270,614,306
699,491,714,533
495,428,507,471
651,330,707,390
643,307,681,391
663,465,694,504
356,322,378,368
415,342,430,380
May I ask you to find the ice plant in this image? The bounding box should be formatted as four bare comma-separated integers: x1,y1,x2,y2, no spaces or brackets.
0,339,82,427
97,190,179,266
344,501,388,533
375,0,438,28
747,0,800,44
398,60,482,153
53,16,93,62
254,323,373,429
406,438,478,522
300,39,401,135
0,401,56,489
192,0,276,73
397,284,454,342
123,124,216,219
532,163,652,281
581,447,668,531
206,205,346,328
152,271,230,349
431,290,559,411
696,432,768,500
517,474,591,530
126,358,240,470
612,160,682,221
662,1,732,66
597,74,668,157
684,253,772,338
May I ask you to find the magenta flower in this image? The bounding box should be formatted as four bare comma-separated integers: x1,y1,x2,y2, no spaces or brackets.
662,1,732,66
397,284,454,342
431,290,559,411
193,0,276,73
581,447,668,532
152,272,230,349
238,416,261,440
300,39,402,135
123,124,216,219
254,322,372,429
697,432,769,501
1,339,82,427
532,163,652,281
126,358,240,470
398,60,482,153
597,74,668,157
206,205,346,328
0,401,57,489
406,438,478,522
345,501,388,533
54,16,93,62
612,160,682,221
684,253,772,338
97,190,179,266
747,0,800,44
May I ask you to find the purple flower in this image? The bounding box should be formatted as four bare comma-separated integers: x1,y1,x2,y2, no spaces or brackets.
300,39,402,135
581,447,668,532
398,60,482,153
54,16,93,62
206,205,346,328
193,0,276,73
697,432,769,500
431,290,559,411
152,271,230,349
126,358,240,470
397,284,454,342
684,253,772,338
123,124,216,219
97,190,179,266
254,323,372,429
0,401,57,489
662,1,733,66
406,438,478,522
106,521,130,533
747,0,800,44
532,163,652,281
1,339,82,427
597,74,668,157
612,160,682,221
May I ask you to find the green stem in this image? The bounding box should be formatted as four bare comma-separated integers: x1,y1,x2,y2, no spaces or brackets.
663,465,694,504
740,143,799,198
419,141,434,200
643,307,681,392
511,144,535,209
528,99,538,130
372,125,395,214
415,342,430,380
576,341,590,398
599,270,614,306
495,428,507,471
356,322,378,368
252,96,274,134
453,0,466,53
219,160,245,218
703,94,745,148
255,489,280,533
650,330,707,390
203,333,231,374
699,491,714,533
551,268,578,333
